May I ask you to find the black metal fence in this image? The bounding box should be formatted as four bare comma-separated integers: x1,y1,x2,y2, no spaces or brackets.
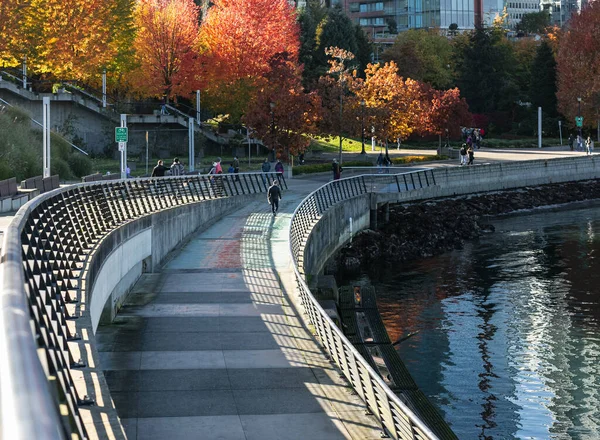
288,170,439,440
0,173,282,440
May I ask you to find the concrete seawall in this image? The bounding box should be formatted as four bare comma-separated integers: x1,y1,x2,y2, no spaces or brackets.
306,156,600,278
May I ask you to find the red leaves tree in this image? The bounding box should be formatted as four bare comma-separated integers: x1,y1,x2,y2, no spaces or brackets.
197,0,300,121
130,0,199,100
420,86,472,139
556,2,600,132
243,53,321,160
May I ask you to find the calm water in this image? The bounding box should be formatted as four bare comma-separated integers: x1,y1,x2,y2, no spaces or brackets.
359,206,600,439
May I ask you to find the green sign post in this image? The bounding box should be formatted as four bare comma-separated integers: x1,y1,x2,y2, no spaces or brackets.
575,116,584,128
115,127,128,142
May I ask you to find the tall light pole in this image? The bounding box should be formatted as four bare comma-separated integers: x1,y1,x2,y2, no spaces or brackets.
338,79,344,165
270,101,275,162
578,97,582,143
360,100,366,155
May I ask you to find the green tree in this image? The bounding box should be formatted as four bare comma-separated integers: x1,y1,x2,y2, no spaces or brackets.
517,11,550,35
530,40,557,116
298,0,328,85
454,27,517,115
315,7,358,70
382,29,454,89
354,24,372,77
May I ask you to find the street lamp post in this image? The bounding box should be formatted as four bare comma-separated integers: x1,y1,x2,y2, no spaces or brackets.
338,81,344,165
270,101,275,162
578,97,582,146
360,100,366,155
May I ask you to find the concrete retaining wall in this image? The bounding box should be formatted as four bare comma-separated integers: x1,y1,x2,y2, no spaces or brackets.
307,156,600,276
85,194,259,332
303,194,371,276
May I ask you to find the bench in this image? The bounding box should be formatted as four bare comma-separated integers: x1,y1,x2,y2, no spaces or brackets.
0,177,31,212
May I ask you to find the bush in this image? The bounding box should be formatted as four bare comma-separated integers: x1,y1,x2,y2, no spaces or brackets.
292,160,372,176
51,158,72,180
68,153,93,177
391,155,444,164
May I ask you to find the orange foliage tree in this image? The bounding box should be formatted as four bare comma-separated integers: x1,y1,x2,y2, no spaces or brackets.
197,0,300,121
243,53,321,160
130,0,199,100
355,62,425,152
9,0,135,84
556,1,600,133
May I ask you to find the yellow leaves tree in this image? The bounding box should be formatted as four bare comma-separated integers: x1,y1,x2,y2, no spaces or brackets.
6,0,135,85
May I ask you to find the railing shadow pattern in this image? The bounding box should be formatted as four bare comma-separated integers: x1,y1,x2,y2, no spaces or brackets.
0,172,283,440
288,169,440,440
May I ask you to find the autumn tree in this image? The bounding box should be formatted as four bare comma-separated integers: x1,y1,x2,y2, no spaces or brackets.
243,53,321,160
130,0,199,101
197,0,300,121
10,0,135,84
420,86,472,147
0,0,29,66
355,62,425,155
556,1,600,133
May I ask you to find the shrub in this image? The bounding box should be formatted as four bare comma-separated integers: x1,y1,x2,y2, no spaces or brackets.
390,155,444,164
68,153,93,177
51,158,72,180
292,160,372,176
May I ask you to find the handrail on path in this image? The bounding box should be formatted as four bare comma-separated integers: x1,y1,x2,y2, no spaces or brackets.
288,169,440,440
0,172,281,439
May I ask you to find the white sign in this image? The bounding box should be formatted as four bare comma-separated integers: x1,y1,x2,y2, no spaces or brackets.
118,141,126,151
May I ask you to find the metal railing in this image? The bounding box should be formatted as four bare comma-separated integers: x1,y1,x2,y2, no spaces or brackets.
0,172,282,440
288,169,440,440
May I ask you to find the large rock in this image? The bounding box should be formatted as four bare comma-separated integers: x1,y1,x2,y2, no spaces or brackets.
335,180,600,277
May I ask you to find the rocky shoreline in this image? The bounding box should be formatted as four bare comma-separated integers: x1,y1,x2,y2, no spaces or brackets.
333,180,600,277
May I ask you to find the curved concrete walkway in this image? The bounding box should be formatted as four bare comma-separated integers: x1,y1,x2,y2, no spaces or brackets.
96,178,383,440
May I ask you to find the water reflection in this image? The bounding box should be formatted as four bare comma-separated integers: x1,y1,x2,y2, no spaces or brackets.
352,207,600,439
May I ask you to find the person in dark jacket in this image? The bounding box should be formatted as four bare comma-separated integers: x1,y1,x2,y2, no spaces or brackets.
170,158,184,176
267,180,282,216
151,160,168,177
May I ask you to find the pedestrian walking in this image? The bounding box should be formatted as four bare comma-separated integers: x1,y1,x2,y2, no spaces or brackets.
332,158,342,180
275,159,284,174
467,146,474,165
568,134,574,151
170,157,185,176
384,154,392,174
233,156,240,175
215,157,223,174
460,144,467,166
261,158,271,185
267,180,282,216
376,152,384,173
577,135,583,152
151,160,168,177
586,136,594,155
